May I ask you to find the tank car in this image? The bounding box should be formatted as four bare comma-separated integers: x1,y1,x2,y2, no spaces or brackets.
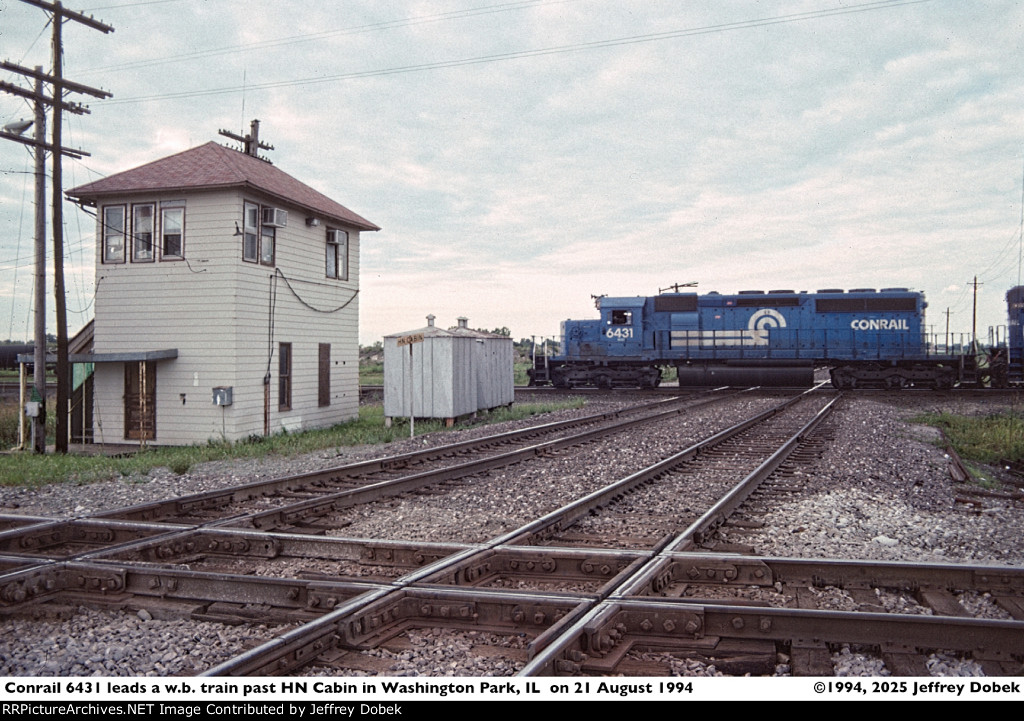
545,287,964,389
0,344,33,371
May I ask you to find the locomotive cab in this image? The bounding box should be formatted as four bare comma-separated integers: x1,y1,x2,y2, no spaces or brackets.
598,297,646,357
553,296,661,388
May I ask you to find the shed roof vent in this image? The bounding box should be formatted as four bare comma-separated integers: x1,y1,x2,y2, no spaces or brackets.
457,317,468,328
426,314,435,327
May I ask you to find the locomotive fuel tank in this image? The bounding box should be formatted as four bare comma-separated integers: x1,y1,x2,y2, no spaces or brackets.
675,360,814,387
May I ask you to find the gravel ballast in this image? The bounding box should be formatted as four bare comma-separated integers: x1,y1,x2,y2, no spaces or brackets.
1,393,1021,677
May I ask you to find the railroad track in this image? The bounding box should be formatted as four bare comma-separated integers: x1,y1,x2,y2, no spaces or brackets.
85,388,737,526
1,387,1022,677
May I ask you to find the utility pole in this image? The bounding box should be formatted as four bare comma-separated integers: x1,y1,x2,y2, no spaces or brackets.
2,1,112,453
1,66,90,452
219,119,275,162
944,307,952,353
32,71,46,453
971,275,982,349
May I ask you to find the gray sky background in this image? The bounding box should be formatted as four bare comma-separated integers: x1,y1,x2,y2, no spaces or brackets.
1,0,1023,346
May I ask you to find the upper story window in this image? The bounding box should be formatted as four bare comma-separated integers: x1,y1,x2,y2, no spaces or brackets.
261,225,276,265
103,205,126,263
243,202,259,262
162,205,184,259
243,201,276,266
326,229,348,281
103,202,185,264
132,204,154,262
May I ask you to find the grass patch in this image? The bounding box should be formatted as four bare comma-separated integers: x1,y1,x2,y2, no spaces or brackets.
962,460,1001,489
0,399,586,488
359,362,383,386
475,398,585,424
0,398,56,449
909,411,1024,464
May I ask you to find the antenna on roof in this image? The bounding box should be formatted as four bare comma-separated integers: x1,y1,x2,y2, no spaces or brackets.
218,119,275,163
659,281,698,294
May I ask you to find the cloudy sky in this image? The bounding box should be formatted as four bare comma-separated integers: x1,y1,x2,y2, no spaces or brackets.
1,0,1023,346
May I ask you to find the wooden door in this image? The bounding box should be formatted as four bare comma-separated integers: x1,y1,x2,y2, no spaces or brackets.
124,361,156,440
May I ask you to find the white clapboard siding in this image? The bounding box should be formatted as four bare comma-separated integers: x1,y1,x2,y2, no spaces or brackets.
92,188,363,445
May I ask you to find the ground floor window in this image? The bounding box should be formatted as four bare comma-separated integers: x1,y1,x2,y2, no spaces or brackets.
319,343,330,407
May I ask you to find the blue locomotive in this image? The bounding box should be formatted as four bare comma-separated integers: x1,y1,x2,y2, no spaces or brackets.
1005,285,1024,384
535,286,1019,389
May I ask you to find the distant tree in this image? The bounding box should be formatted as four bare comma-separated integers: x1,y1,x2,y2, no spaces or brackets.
469,326,511,337
513,337,559,356
359,341,384,362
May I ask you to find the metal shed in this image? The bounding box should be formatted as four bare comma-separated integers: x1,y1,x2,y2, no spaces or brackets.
448,317,514,411
384,316,476,424
383,315,514,425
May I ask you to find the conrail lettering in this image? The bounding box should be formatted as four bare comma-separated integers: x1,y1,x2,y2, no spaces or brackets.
850,319,909,330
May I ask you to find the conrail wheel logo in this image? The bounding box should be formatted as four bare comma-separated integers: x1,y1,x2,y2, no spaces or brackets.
748,308,787,331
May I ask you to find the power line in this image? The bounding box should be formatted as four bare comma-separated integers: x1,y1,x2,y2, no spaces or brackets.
79,0,574,75
87,0,189,8
104,0,936,106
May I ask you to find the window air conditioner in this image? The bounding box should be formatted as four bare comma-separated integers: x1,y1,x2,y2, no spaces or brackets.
261,207,288,227
327,229,348,245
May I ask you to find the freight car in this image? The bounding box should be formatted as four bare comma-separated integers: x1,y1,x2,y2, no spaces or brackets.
0,344,33,371
535,286,1014,389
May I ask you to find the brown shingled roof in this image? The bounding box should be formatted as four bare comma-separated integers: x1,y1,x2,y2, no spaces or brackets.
67,142,380,231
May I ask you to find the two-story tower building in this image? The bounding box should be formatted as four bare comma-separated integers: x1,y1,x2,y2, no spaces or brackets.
67,139,379,445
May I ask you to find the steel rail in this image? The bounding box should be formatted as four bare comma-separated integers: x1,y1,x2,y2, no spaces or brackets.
493,386,826,547
202,586,590,677
92,392,719,523
194,389,829,675
521,393,842,673
521,598,1024,676
0,390,760,617
624,552,1024,598
182,550,1024,675
16,385,1020,678
212,390,761,532
0,517,193,559
664,394,842,554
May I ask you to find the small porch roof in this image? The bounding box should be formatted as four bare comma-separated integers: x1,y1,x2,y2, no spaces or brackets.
18,349,179,364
